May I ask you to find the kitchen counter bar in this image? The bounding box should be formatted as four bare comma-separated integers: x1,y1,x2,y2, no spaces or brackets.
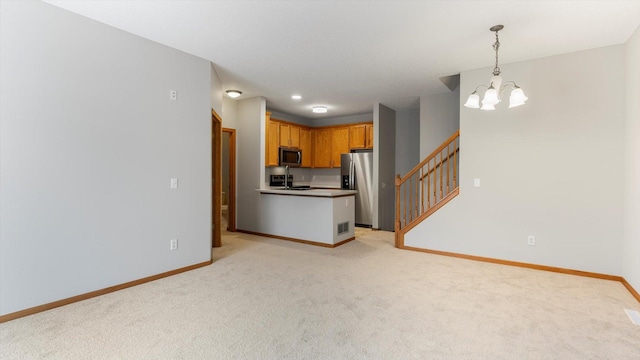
257,188,356,197
252,188,356,246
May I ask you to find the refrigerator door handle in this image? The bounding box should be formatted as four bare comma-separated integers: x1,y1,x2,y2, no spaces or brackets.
350,159,355,190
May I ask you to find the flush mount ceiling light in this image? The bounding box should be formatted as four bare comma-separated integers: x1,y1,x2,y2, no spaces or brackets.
464,25,528,110
291,95,302,100
312,106,327,113
226,90,242,98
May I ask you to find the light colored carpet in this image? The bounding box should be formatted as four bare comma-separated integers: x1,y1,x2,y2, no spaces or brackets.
1,229,639,359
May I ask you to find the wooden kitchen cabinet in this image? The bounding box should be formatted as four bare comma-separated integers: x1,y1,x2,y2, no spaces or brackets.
300,128,312,168
265,112,280,167
265,116,368,169
349,122,374,149
331,127,350,167
313,128,332,168
279,123,300,148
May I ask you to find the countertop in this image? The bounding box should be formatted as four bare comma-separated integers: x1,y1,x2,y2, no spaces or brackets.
257,188,356,197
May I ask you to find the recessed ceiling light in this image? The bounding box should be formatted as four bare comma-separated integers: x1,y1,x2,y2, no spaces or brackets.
226,90,242,98
312,106,327,113
291,95,302,100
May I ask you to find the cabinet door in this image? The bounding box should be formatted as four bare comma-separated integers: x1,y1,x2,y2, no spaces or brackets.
366,123,374,148
290,125,300,148
349,124,366,149
313,129,332,168
331,127,350,168
300,128,311,168
279,123,291,147
266,120,279,166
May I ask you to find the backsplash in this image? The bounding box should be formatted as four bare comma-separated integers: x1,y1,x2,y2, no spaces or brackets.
266,167,340,188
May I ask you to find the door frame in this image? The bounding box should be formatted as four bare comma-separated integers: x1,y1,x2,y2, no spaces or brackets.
222,127,237,232
212,109,222,248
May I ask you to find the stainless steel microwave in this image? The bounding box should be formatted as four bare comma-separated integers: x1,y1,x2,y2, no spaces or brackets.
279,147,302,167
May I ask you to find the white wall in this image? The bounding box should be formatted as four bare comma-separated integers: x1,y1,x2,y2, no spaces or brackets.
373,104,396,231
395,108,420,176
420,88,460,159
210,63,223,115
406,45,626,275
0,1,213,315
235,97,267,231
623,25,640,291
221,97,238,130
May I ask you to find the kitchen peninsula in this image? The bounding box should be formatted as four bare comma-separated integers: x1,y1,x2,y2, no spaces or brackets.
254,188,357,247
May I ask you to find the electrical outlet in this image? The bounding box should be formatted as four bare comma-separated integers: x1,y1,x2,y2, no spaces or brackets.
169,89,177,100
527,235,535,246
170,239,178,250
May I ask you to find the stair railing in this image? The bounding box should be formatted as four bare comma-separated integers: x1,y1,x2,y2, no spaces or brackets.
395,130,460,247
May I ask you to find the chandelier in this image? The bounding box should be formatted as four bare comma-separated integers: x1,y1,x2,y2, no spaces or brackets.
464,25,528,110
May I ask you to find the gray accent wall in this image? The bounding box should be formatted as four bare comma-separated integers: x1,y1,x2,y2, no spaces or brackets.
312,113,373,128
420,88,460,159
268,111,312,127
373,104,396,231
405,45,626,276
0,2,212,316
235,97,267,231
623,25,640,293
395,108,420,177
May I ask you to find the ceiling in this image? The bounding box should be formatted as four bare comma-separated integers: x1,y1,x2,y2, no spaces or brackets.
44,1,640,120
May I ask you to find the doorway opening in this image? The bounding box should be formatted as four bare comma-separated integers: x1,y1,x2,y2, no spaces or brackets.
212,109,236,249
212,110,222,248
222,127,236,232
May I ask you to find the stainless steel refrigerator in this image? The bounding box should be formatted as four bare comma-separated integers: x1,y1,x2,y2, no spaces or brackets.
341,151,373,228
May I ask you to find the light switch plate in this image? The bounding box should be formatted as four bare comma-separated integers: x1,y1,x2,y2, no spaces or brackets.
170,178,178,189
474,178,480,187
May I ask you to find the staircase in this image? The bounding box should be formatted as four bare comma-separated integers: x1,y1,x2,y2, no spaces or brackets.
395,130,460,247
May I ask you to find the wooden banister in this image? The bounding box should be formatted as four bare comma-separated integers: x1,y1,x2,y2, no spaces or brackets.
395,130,460,248
400,130,460,184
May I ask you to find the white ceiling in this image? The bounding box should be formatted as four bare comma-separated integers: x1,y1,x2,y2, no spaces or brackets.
44,0,640,120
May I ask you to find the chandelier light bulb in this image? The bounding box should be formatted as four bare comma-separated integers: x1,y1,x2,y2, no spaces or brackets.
482,87,499,106
509,87,528,108
481,102,496,111
464,92,480,108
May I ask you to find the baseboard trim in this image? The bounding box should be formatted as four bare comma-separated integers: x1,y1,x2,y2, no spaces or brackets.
237,229,355,248
399,245,640,303
621,278,640,303
0,260,213,323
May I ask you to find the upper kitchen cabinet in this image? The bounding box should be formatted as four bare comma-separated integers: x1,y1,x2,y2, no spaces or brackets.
313,128,332,168
313,127,350,168
331,127,350,168
300,127,312,168
279,123,300,148
349,122,374,150
265,112,280,167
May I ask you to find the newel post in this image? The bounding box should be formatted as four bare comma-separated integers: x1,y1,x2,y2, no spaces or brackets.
395,174,402,248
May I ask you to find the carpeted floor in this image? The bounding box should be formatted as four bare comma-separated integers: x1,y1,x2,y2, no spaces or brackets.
1,228,639,359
